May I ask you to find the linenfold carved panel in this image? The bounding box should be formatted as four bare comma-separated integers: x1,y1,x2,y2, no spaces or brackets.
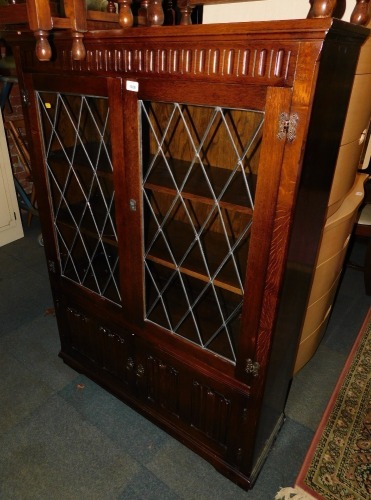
66,307,134,384
23,43,296,84
191,380,231,447
144,355,180,416
77,45,295,83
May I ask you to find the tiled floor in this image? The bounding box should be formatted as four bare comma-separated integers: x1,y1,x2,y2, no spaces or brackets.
0,216,370,499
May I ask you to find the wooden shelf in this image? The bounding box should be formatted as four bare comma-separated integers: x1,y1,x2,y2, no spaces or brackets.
62,253,120,304
145,217,248,295
144,158,256,215
57,218,118,248
146,260,241,361
56,196,117,247
48,143,113,177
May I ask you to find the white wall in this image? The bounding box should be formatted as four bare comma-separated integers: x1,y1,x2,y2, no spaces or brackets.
203,0,355,24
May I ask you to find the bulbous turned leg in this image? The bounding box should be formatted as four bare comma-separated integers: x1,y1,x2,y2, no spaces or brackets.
147,0,164,26
106,0,116,13
351,0,371,25
177,0,193,25
34,30,52,62
307,0,337,18
71,31,86,61
117,0,134,27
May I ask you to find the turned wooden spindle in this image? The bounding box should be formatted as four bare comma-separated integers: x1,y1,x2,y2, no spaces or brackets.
64,0,88,60
307,0,337,18
178,0,193,25
71,31,86,60
147,0,164,26
117,0,134,27
26,0,54,61
137,0,150,26
106,0,117,13
34,29,52,61
351,0,371,25
164,0,176,25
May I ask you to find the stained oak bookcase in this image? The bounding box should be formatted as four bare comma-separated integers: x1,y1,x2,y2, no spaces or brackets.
7,18,368,489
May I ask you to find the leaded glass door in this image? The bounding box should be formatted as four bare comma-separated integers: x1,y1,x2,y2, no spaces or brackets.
141,101,264,364
36,81,121,305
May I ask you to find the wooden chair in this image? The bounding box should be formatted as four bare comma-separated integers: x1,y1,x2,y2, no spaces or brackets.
308,0,370,23
0,0,123,62
0,74,38,225
1,1,370,47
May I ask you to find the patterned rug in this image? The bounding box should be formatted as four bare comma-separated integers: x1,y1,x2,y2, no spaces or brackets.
276,307,371,500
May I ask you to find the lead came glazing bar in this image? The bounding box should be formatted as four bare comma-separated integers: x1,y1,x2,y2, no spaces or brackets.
141,100,264,362
37,91,121,304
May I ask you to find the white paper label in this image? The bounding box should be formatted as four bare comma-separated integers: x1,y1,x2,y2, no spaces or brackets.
126,80,139,92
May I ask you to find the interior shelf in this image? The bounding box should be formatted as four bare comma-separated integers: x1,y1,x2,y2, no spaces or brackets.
145,216,249,295
62,252,121,304
144,157,256,214
48,143,113,177
54,196,117,246
145,260,242,361
56,218,118,247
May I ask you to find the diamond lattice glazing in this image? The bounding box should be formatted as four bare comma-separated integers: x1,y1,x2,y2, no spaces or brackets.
37,92,121,305
141,101,264,362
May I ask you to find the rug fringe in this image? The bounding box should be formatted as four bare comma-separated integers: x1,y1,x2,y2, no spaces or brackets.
275,486,313,499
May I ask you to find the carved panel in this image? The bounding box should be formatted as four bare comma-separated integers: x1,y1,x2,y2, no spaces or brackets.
191,380,231,447
22,42,296,85
66,306,98,363
66,307,133,384
143,355,180,417
80,45,294,83
98,325,132,385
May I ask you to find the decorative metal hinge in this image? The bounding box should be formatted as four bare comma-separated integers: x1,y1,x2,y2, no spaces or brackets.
245,358,260,377
277,112,299,142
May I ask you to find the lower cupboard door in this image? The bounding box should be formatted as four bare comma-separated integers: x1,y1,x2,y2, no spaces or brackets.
134,343,250,468
64,305,136,387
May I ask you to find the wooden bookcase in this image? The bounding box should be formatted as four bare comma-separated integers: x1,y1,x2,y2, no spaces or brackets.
7,18,368,489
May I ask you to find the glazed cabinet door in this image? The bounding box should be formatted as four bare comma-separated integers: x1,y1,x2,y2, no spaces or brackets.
122,80,293,385
27,74,124,307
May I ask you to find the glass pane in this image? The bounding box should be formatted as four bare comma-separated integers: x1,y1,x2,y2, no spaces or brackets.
142,101,264,363
37,91,121,305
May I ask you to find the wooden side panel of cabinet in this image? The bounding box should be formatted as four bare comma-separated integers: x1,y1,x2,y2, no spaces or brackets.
251,28,368,469
294,30,371,373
